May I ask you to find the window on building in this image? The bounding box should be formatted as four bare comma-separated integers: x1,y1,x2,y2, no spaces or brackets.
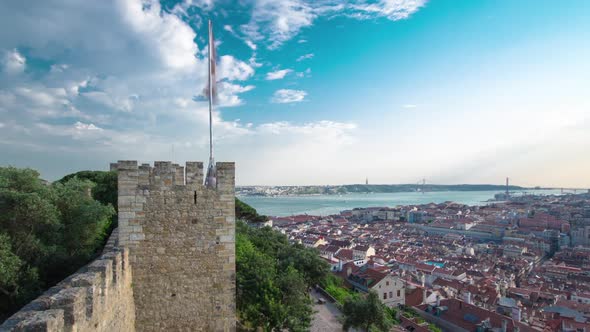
397,290,401,297
383,293,387,300
389,291,393,298
386,281,389,286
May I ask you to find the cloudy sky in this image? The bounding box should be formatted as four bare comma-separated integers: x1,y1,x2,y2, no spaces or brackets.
1,0,589,187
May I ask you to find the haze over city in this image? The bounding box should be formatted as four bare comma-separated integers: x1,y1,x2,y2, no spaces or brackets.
1,0,589,187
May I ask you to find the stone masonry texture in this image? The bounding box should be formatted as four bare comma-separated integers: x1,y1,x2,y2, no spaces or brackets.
0,229,136,332
116,161,236,332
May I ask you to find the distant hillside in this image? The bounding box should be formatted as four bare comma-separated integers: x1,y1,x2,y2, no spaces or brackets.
237,184,529,196
341,184,526,193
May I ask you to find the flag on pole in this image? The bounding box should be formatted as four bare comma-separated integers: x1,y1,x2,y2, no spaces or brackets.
203,20,217,104
204,19,217,188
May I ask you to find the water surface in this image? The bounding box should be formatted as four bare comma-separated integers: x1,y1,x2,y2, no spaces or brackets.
240,190,562,217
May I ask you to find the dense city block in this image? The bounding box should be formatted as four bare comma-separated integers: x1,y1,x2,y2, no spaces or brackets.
268,192,590,331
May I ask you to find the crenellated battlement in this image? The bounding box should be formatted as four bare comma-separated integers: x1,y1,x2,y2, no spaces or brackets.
110,160,234,192
0,229,136,332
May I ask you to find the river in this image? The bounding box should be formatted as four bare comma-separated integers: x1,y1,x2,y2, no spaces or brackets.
239,190,562,217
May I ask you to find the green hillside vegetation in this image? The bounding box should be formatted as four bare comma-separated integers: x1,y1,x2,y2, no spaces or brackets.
58,171,118,212
235,198,268,223
0,167,115,322
235,203,329,331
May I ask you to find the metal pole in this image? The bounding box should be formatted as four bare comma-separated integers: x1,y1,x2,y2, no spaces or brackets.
208,19,213,163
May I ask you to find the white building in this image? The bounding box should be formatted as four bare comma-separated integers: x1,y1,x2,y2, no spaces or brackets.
346,264,405,307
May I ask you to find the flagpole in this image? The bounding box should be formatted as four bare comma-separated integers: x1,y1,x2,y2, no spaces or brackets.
208,19,213,164
205,19,216,188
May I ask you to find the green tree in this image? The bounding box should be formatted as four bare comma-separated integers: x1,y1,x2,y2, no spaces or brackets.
0,167,116,321
277,265,314,331
278,243,327,287
53,178,115,262
236,198,268,223
0,234,22,300
58,171,117,207
236,232,282,330
236,218,329,331
342,291,392,332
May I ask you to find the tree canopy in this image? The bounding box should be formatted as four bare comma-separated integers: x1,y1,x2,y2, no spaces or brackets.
236,219,329,331
342,291,393,332
235,197,268,223
0,167,115,322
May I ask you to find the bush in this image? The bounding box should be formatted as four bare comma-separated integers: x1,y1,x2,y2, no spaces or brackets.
0,167,115,322
236,220,329,331
236,198,268,223
320,274,355,304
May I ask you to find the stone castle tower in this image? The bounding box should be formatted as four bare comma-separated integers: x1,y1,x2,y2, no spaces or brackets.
0,160,236,332
114,160,236,331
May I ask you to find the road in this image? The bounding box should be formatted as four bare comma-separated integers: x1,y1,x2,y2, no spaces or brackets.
310,289,344,332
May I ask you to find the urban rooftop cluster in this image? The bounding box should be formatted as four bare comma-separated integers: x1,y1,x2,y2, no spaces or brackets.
263,192,590,332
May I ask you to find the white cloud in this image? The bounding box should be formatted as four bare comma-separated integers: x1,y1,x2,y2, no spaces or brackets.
266,69,293,80
74,121,103,131
172,0,215,17
241,0,316,49
82,91,136,112
50,64,69,73
295,68,312,78
241,0,427,49
271,89,307,103
348,0,427,21
217,82,255,107
2,49,26,74
36,121,106,141
14,87,63,107
244,40,257,50
296,53,314,62
117,0,199,71
249,54,263,68
219,55,255,81
236,120,358,184
258,120,355,137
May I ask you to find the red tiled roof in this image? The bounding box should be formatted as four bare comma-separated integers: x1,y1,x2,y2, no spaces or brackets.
334,248,353,261
416,299,536,332
405,287,424,306
348,266,389,289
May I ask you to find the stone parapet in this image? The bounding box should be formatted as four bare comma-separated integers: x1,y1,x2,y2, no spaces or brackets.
0,229,136,332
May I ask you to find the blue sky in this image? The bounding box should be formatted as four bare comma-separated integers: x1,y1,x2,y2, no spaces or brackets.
1,0,589,186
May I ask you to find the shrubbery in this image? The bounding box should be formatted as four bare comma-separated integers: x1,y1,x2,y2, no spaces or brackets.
236,219,329,331
0,167,115,322
319,273,356,304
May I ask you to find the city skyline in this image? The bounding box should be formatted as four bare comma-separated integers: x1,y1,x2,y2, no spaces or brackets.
1,0,589,187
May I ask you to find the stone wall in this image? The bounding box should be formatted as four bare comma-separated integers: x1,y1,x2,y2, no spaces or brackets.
114,161,236,332
0,229,136,332
1,160,236,332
